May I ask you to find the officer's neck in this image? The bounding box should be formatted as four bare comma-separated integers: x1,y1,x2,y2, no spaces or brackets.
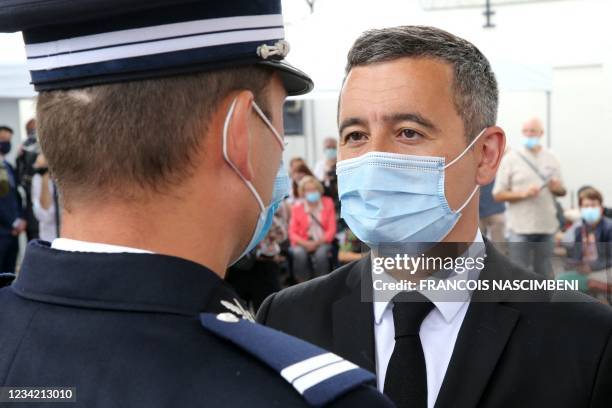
60,191,234,277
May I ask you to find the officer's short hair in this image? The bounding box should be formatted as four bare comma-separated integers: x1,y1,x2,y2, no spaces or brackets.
37,66,272,205
344,25,498,141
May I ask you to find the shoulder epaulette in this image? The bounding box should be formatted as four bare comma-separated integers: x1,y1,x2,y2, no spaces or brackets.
0,273,15,288
200,313,375,407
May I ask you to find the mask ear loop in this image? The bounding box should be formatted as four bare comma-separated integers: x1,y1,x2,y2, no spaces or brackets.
455,185,480,214
252,101,286,150
222,97,266,212
443,128,487,213
443,128,487,169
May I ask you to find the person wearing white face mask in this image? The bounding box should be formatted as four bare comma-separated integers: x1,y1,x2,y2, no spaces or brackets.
493,117,566,277
258,25,612,408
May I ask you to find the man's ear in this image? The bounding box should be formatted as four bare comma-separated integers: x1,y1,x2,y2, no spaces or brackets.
224,90,255,181
475,126,506,186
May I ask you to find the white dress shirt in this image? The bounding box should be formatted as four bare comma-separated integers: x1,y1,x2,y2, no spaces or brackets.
52,238,152,254
373,231,485,408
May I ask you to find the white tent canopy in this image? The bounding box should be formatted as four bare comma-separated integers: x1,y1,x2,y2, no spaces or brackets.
0,59,552,101
0,64,35,99
0,0,559,100
281,0,554,98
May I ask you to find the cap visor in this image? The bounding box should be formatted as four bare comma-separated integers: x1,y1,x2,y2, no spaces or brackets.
257,60,313,96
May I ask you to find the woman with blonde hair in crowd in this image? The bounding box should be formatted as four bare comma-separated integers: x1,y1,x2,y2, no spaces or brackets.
288,176,336,282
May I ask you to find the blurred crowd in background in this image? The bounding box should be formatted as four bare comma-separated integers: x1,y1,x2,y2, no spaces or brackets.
1,114,610,311
227,115,611,310
0,119,58,273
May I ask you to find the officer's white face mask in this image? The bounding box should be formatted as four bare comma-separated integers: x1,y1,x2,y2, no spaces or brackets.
223,98,290,264
336,129,486,246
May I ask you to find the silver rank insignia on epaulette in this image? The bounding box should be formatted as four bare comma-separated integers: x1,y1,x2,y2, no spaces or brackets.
220,299,255,322
199,313,376,407
257,40,290,60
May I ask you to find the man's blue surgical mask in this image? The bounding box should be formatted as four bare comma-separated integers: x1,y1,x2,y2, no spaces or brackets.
581,207,601,225
336,129,485,246
223,98,290,264
522,136,541,149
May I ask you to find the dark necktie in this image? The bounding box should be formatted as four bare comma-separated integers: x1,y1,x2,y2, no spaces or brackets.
383,291,435,408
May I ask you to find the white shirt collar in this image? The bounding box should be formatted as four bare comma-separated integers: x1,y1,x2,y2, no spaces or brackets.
373,229,484,325
51,238,153,254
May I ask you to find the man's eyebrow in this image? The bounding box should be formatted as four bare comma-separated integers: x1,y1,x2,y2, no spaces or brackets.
383,112,439,132
338,113,439,135
338,117,367,134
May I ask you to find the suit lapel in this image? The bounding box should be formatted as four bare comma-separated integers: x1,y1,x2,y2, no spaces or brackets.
435,242,521,408
434,301,519,408
332,255,376,372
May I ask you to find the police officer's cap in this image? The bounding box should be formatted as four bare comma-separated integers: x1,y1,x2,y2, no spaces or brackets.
0,0,313,95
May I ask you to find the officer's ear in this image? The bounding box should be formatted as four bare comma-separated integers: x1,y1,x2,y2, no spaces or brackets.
224,90,256,181
475,126,506,186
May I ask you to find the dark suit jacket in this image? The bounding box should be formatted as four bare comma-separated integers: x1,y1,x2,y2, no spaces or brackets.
257,242,612,408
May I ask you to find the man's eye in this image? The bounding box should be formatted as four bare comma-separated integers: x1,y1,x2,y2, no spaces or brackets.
399,129,423,140
344,132,367,143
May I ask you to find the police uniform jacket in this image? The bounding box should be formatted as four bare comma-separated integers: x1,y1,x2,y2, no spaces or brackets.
0,241,393,407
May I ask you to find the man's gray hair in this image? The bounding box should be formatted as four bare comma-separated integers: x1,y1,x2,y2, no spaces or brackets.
345,25,498,140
